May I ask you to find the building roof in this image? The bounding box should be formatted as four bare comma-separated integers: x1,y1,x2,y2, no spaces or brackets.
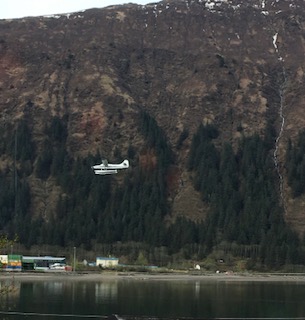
22,256,65,262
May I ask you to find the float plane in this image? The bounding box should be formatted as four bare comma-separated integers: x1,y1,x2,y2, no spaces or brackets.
92,159,129,175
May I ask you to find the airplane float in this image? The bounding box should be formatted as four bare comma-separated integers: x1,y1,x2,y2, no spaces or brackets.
92,159,129,175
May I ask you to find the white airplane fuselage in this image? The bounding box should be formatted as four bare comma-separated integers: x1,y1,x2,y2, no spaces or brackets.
92,159,129,170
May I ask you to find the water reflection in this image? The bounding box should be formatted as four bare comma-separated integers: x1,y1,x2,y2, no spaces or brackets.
1,276,305,319
0,278,20,314
95,282,118,303
43,281,63,294
194,281,200,297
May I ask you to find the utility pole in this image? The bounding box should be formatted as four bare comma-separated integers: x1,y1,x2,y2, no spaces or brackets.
73,247,76,272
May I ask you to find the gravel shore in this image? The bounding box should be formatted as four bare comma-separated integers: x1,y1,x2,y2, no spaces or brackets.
1,271,305,282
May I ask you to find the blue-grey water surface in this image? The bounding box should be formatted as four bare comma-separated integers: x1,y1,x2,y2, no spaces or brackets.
1,275,305,319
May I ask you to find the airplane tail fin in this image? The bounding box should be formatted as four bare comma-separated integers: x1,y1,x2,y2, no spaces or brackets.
122,159,129,168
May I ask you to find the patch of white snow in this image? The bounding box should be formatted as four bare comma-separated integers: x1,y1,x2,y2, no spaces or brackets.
44,14,62,19
232,4,241,10
273,33,278,52
205,2,215,9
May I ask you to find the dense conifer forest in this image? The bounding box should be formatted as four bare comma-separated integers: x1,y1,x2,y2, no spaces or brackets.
1,115,305,270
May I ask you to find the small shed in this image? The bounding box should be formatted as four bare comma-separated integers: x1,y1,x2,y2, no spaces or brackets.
7,254,22,271
96,257,119,268
0,255,8,268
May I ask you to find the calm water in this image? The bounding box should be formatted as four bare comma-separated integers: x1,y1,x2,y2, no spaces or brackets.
1,275,305,319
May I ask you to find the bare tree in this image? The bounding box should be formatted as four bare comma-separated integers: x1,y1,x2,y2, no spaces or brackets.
0,235,16,295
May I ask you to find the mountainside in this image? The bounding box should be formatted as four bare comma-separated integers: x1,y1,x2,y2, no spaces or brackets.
1,0,305,268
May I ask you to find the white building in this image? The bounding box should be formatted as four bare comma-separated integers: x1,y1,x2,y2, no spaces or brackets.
0,255,8,264
96,257,119,268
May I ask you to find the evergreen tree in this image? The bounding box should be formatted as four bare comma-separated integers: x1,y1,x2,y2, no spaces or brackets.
286,130,305,197
14,120,35,161
35,140,53,180
187,124,302,267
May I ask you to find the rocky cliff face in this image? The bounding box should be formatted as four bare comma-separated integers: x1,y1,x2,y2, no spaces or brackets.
1,0,305,237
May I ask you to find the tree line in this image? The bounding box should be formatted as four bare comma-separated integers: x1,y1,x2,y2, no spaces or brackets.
0,116,305,269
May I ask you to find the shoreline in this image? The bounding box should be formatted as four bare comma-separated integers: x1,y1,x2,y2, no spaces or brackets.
1,271,305,282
